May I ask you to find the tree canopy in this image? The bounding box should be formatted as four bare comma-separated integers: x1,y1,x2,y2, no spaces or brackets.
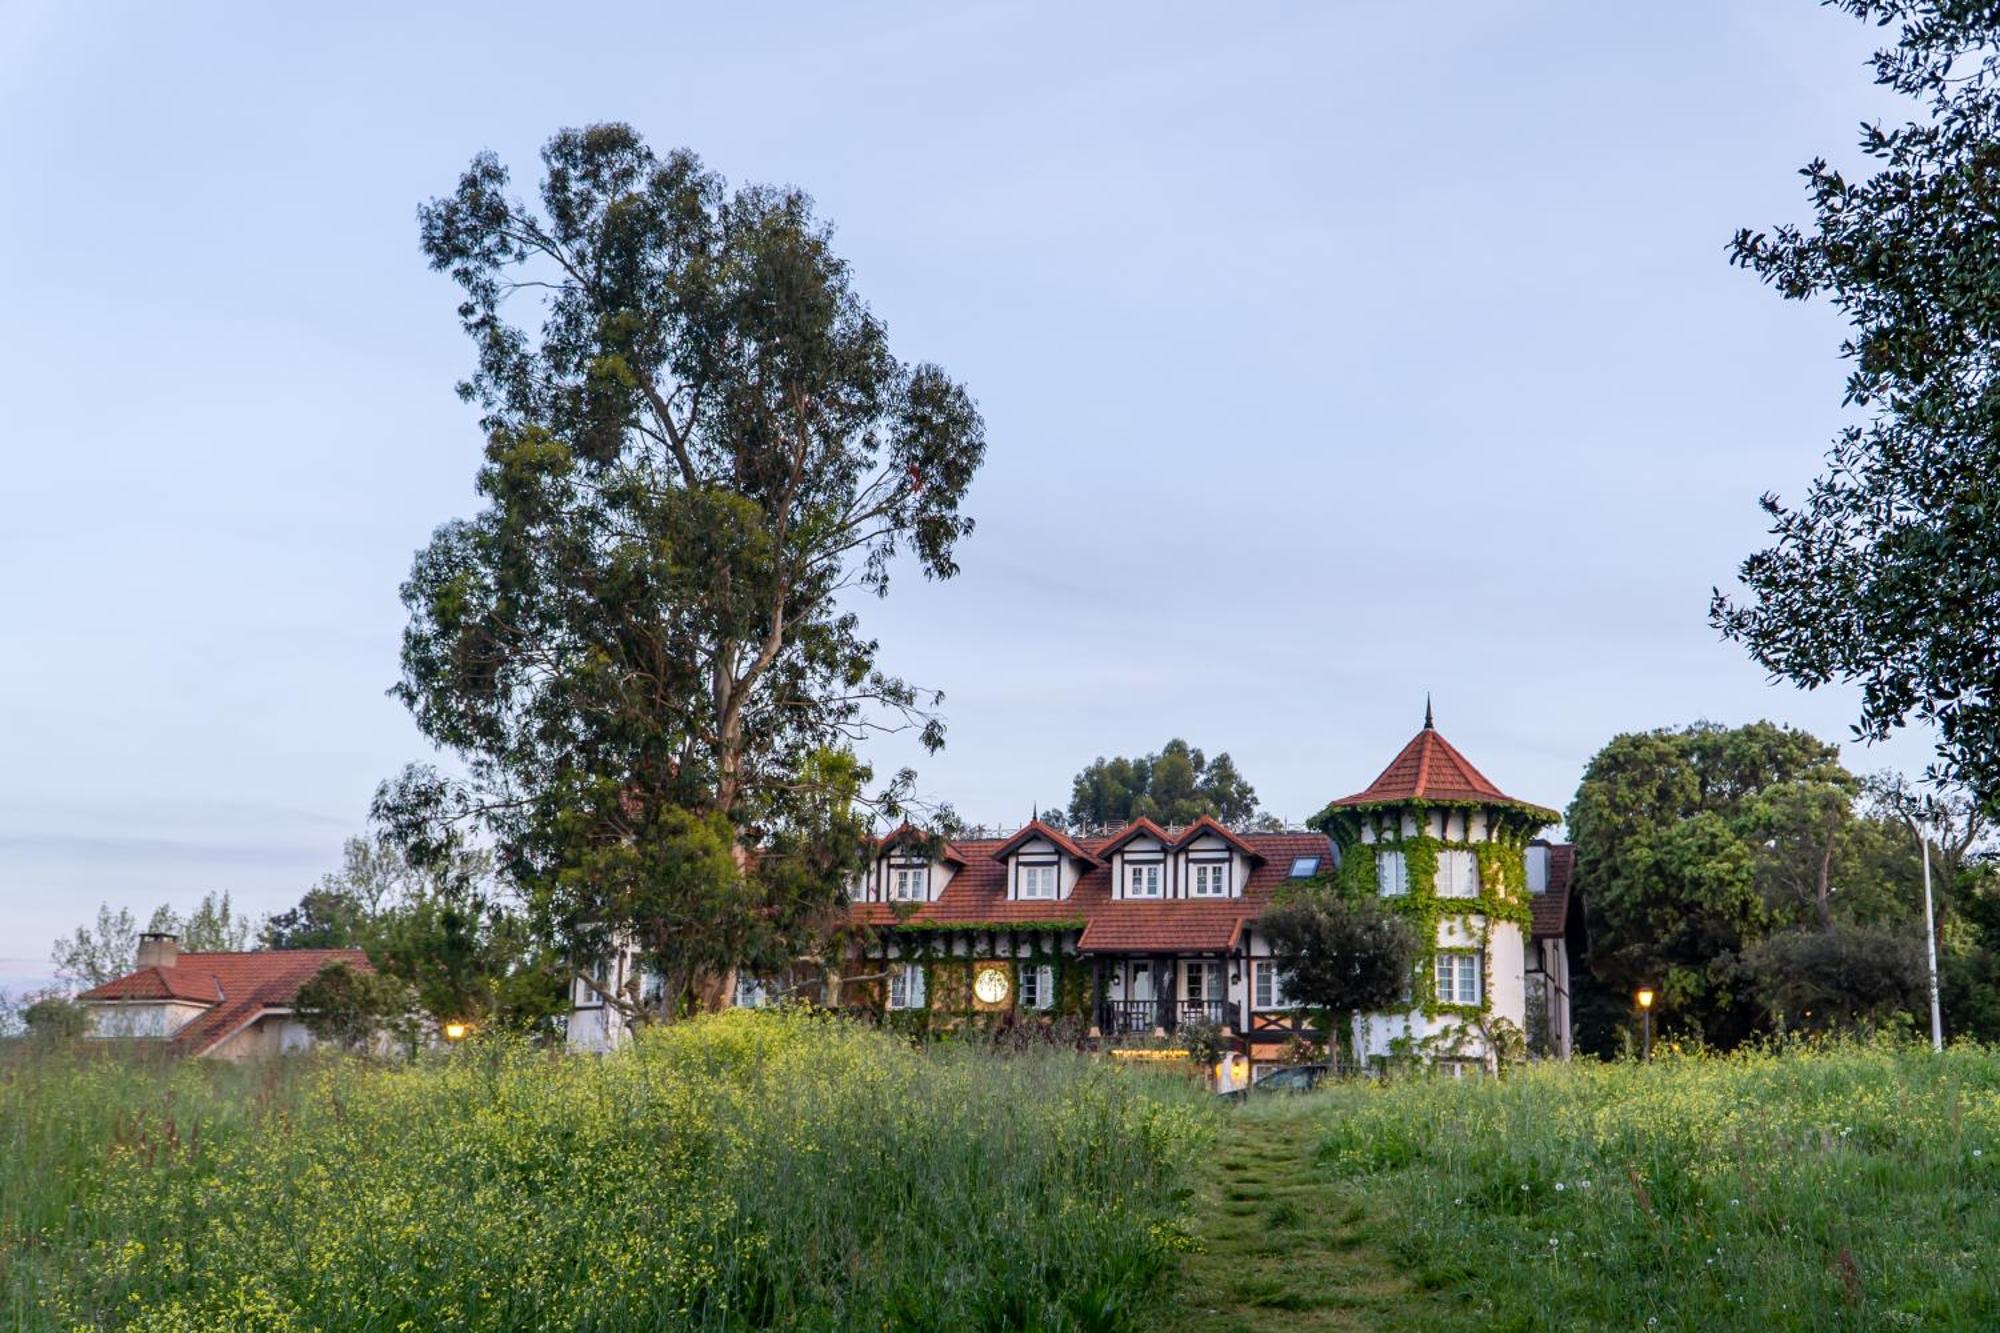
264,830,566,1037
50,893,249,987
388,124,986,1024
1257,891,1417,1060
1717,0,2000,807
1568,721,1927,1045
1056,738,1269,829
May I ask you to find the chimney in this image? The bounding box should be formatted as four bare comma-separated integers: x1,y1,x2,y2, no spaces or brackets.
136,932,180,969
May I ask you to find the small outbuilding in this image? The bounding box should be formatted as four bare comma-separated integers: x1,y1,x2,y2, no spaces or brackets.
76,932,370,1059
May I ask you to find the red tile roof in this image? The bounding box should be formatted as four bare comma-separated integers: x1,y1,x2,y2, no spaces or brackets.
80,965,223,1003
876,823,967,864
1331,723,1557,818
1531,843,1576,939
848,828,1332,953
1173,815,1266,862
79,949,372,1056
989,819,1099,865
1092,818,1177,858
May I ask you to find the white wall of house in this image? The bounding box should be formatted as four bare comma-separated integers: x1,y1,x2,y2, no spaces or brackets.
207,1013,320,1061
85,1001,209,1040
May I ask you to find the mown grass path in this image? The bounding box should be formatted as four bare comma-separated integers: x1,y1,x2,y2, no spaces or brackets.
1168,1095,1447,1331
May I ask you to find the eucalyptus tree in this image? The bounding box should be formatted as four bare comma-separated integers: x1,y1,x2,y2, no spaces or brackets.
387,124,987,1023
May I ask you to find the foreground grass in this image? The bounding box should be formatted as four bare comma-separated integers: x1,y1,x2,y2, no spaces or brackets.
1,1011,1210,1330
1304,1043,2000,1329
1171,1094,1442,1331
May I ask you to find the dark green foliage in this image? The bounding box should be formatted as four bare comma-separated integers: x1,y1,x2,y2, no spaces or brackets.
1569,721,1926,1046
1740,924,1925,1032
260,888,371,950
21,996,87,1045
390,124,986,1025
1258,891,1417,1057
293,961,419,1051
263,832,564,1037
1716,1,2000,806
1062,738,1266,828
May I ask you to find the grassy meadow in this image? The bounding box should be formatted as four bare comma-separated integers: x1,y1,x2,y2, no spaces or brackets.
7,1023,1998,1331
0,1010,1209,1331
1287,1042,2000,1330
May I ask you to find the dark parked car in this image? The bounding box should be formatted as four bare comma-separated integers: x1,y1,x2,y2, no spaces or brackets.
1253,1063,1328,1093
1219,1063,1330,1101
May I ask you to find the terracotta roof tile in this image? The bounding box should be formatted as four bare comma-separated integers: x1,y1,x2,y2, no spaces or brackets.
79,965,223,1003
1531,843,1575,939
988,819,1098,865
849,828,1333,953
1172,815,1265,861
79,949,373,1056
1331,723,1556,818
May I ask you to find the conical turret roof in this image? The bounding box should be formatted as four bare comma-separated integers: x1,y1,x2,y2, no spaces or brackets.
1331,711,1557,819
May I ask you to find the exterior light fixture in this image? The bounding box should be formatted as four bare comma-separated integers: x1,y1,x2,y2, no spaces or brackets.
1634,988,1654,1063
443,1021,471,1043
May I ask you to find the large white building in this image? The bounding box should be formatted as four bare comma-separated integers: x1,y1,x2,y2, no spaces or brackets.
570,714,1581,1072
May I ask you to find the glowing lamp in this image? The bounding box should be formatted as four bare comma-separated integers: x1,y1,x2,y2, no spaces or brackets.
443,1021,470,1042
1635,988,1655,1010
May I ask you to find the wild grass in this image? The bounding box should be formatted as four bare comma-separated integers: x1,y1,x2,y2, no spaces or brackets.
0,1009,1211,1330
1308,1042,2000,1329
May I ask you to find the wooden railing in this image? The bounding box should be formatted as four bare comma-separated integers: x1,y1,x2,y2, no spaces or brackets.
1176,999,1230,1030
1098,998,1233,1036
1099,1000,1158,1036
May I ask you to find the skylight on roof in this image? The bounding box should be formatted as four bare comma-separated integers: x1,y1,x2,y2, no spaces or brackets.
1288,856,1321,879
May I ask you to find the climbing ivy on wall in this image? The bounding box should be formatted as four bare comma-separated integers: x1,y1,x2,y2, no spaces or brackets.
865,927,1095,1030
1320,802,1537,1022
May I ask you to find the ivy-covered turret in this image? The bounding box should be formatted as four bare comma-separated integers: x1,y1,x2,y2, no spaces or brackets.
1313,702,1560,1070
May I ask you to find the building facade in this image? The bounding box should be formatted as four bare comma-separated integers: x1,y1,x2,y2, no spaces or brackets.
570,717,1579,1071
76,934,373,1059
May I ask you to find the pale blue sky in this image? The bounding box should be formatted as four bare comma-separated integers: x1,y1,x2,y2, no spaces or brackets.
0,2,1931,988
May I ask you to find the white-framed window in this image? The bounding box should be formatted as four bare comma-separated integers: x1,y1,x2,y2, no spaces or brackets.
1126,862,1162,898
1191,862,1229,898
888,962,926,1010
1288,856,1321,879
1020,964,1054,1011
1253,960,1296,1010
639,969,666,1006
733,975,770,1009
1185,960,1223,1001
1019,863,1057,900
1376,850,1409,897
1436,951,1482,1006
1438,850,1481,899
891,866,928,901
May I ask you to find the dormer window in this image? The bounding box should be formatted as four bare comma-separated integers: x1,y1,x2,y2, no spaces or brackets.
1191,862,1229,897
1126,863,1162,898
891,867,928,901
1020,864,1057,900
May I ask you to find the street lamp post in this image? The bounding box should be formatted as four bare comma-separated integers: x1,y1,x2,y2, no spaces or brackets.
1635,988,1655,1063
1901,815,1946,1053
